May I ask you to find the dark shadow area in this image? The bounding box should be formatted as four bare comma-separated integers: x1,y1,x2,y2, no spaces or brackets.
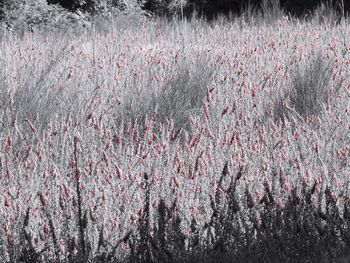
141,0,349,21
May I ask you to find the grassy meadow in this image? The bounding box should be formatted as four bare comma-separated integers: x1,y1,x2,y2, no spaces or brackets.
0,12,350,262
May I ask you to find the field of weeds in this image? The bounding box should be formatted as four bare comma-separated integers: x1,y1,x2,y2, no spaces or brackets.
0,14,350,262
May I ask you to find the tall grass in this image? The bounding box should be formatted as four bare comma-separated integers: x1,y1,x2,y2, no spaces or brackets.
0,11,349,263
272,50,335,124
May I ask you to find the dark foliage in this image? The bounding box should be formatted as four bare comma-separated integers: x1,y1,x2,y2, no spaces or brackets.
47,0,125,14
141,0,349,20
47,0,79,11
280,0,348,17
0,1,4,20
142,0,174,17
1,0,348,22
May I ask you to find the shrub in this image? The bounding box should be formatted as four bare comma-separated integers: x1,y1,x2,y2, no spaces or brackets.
0,0,90,33
48,0,143,15
142,0,174,17
0,0,145,33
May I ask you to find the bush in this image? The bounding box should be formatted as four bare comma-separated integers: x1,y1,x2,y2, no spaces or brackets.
0,0,144,33
0,0,90,32
48,0,143,14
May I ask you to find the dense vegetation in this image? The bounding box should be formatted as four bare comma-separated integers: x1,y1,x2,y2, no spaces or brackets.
0,1,350,263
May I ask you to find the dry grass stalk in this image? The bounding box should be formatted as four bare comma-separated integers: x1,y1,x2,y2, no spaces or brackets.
137,172,154,262
72,136,88,261
38,192,60,262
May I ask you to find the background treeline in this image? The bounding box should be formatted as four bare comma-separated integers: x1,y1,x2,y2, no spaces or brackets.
29,0,350,17
0,0,349,23
26,0,350,17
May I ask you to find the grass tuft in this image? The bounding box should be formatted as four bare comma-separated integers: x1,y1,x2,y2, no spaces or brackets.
289,50,333,122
